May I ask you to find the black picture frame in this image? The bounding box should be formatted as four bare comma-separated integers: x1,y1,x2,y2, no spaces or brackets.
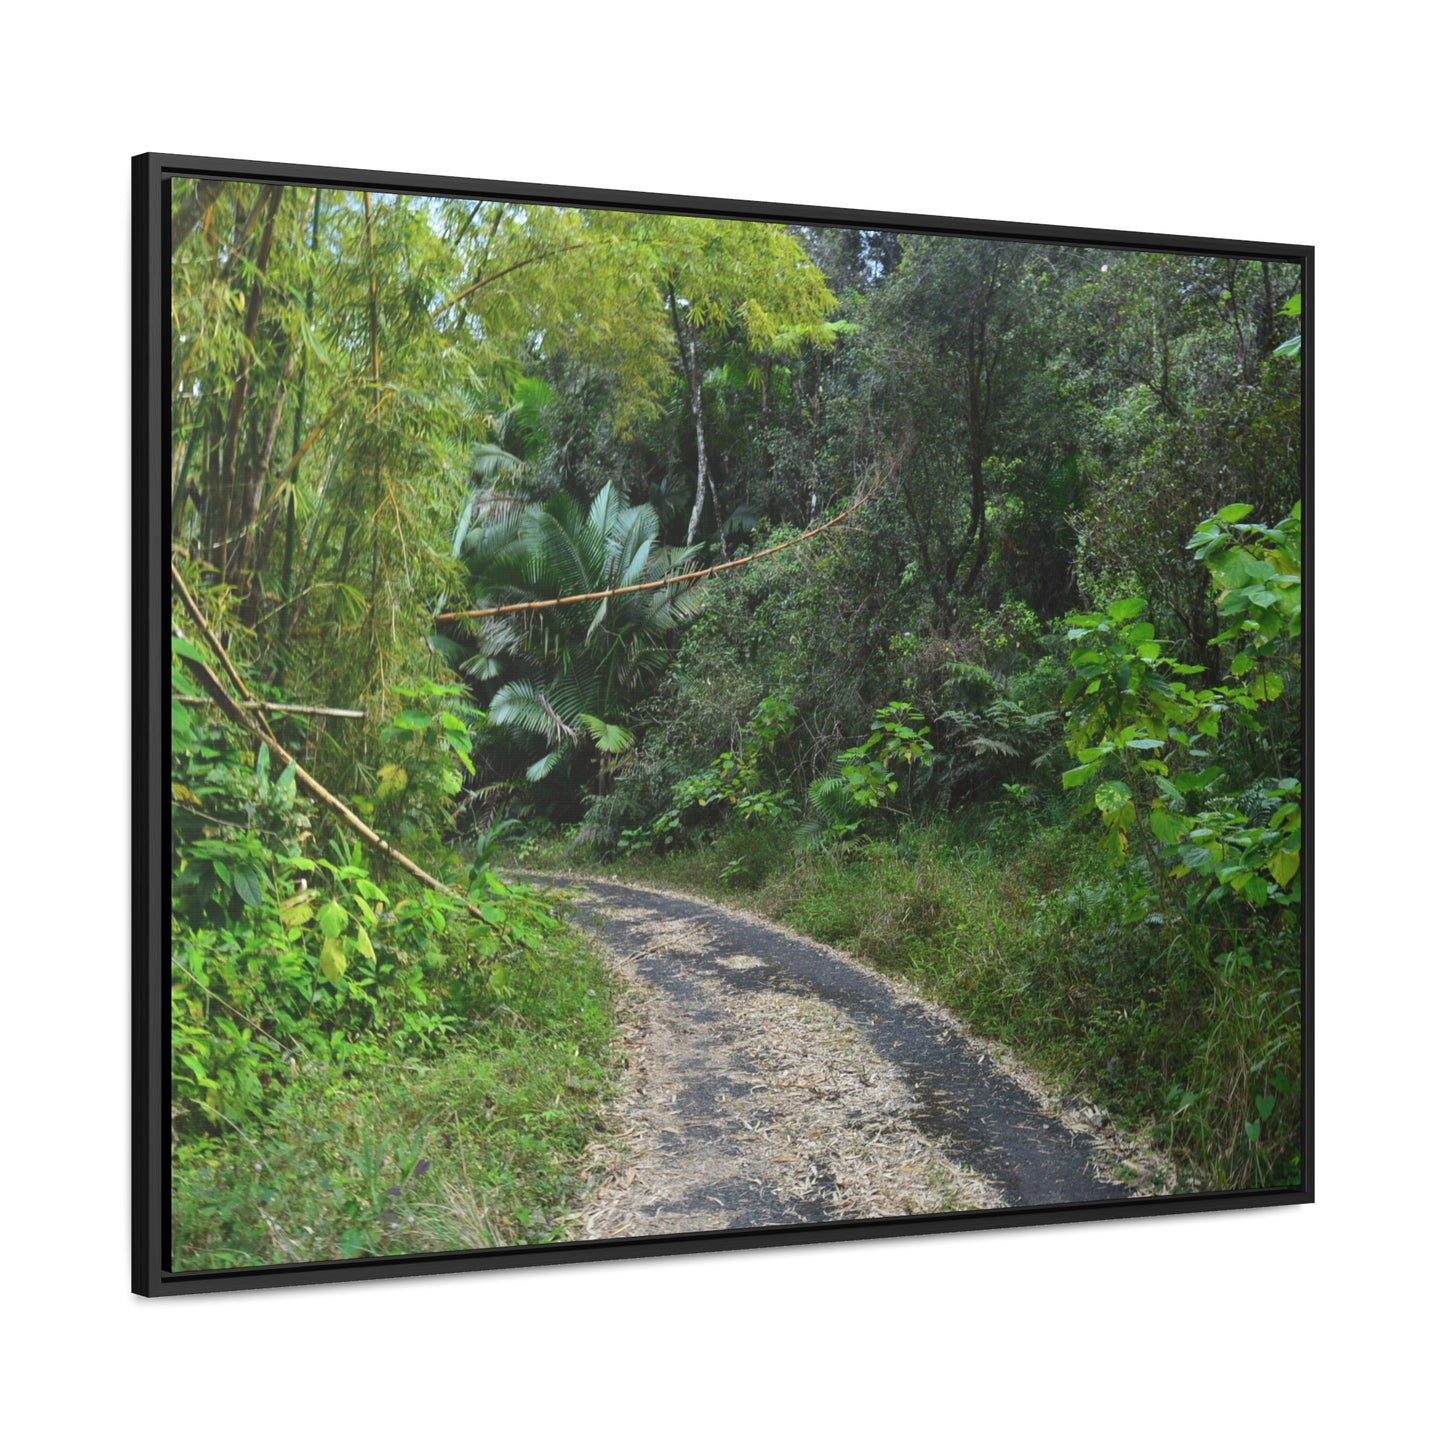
136,151,1312,1297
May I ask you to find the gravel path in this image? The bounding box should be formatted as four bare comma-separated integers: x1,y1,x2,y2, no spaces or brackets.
534,876,1144,1240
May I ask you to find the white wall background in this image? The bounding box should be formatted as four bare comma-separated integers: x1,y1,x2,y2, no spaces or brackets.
2,4,1436,1439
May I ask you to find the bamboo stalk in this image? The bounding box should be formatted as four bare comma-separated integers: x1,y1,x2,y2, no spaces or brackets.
174,644,490,925
434,480,881,623
170,560,280,747
175,696,366,720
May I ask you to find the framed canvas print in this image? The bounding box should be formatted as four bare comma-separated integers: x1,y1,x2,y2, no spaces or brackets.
135,153,1311,1296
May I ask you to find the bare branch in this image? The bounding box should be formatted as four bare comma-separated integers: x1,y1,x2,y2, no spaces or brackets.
435,478,884,624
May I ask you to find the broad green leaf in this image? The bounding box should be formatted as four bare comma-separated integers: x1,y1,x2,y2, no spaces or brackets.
279,897,314,929
1094,780,1131,814
319,936,347,985
1062,762,1100,789
231,866,263,907
317,900,348,938
376,763,409,799
1267,849,1300,888
1280,293,1302,317
1245,1120,1261,1144
480,904,506,926
444,734,476,775
353,925,375,962
1175,766,1223,793
393,710,432,731
1243,587,1281,608
1211,550,1275,590
1256,1092,1276,1121
1149,809,1190,845
1273,335,1301,360
1241,874,1270,906
1216,503,1254,524
1106,597,1147,623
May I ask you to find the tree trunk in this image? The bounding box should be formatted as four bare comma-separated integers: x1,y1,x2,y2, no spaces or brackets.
216,187,283,589
668,289,726,556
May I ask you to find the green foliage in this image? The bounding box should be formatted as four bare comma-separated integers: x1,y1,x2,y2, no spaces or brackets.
1060,503,1302,1179
1061,503,1302,919
622,694,801,854
454,480,705,797
356,679,479,846
170,581,605,1267
1064,254,1303,663
1273,292,1303,359
797,702,935,845
172,910,618,1269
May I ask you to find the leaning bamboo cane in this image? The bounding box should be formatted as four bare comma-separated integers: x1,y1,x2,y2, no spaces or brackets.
170,560,280,748
433,480,882,624
175,696,367,720
174,643,490,925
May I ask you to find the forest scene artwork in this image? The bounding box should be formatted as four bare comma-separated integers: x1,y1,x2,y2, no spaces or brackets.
153,161,1307,1287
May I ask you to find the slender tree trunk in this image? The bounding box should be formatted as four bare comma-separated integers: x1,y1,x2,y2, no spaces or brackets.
216,187,283,589
363,193,385,620
668,288,727,557
278,188,322,680
237,347,297,628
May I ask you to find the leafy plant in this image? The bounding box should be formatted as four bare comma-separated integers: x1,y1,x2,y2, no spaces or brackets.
1060,502,1302,919
801,701,936,844
454,481,706,793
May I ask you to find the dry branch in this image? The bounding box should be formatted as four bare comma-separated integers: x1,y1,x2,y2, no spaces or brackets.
175,696,366,720
434,480,882,624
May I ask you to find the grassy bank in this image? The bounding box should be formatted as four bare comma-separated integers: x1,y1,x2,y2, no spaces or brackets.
525,818,1301,1194
171,921,618,1272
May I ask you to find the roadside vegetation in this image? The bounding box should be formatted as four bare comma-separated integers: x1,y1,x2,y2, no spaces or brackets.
170,179,1303,1267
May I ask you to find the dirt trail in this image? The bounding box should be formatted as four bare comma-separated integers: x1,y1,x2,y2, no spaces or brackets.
533,877,1160,1240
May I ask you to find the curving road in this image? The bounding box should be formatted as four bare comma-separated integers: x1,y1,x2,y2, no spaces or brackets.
532,876,1145,1240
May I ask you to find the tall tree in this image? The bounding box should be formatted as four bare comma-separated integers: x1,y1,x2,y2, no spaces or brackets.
859,236,1045,630
618,215,836,549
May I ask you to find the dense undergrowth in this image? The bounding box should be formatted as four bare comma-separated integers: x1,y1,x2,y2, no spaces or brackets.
170,620,617,1271
171,932,616,1269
